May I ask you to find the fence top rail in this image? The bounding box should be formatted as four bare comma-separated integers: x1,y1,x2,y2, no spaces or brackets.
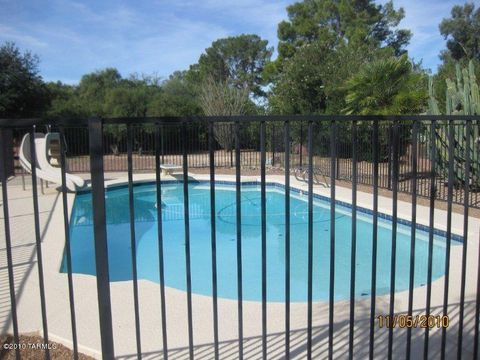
0,114,479,128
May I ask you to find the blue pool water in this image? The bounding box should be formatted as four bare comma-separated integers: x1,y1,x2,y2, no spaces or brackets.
62,181,460,302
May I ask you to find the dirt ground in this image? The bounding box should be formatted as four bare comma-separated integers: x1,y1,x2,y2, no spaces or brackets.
0,334,94,360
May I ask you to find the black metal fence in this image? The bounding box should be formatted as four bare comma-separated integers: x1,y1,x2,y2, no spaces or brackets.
10,117,480,208
0,115,479,359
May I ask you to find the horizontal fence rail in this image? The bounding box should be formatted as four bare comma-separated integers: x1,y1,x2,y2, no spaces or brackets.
0,115,479,359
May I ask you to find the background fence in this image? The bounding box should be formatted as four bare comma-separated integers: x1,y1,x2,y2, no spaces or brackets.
10,118,480,208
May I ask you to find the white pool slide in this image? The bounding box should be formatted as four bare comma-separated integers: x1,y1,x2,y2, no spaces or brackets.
19,132,85,192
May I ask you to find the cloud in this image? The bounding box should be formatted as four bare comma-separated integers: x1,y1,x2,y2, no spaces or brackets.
0,24,48,48
0,0,291,82
60,0,104,22
5,0,463,81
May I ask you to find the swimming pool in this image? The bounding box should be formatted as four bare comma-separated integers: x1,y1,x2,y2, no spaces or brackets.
62,181,461,302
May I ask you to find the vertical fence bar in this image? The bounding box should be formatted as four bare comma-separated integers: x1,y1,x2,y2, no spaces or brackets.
399,126,404,193
307,121,314,360
476,123,479,207
387,125,392,190
454,123,459,204
127,124,142,359
208,122,219,360
440,119,455,360
235,121,244,359
284,120,291,360
260,121,267,360
21,169,25,191
475,229,480,359
59,126,78,360
154,124,168,360
161,125,165,164
336,156,340,180
182,121,194,359
406,121,418,359
387,120,399,360
88,117,115,359
230,123,234,167
0,128,20,360
424,120,436,359
329,120,336,360
442,125,448,202
369,120,379,360
272,125,275,167
457,120,471,358
349,120,357,360
29,127,50,359
299,123,304,168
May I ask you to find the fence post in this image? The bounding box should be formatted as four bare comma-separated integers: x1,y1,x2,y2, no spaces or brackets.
387,125,393,190
0,128,20,359
0,129,14,178
88,117,115,359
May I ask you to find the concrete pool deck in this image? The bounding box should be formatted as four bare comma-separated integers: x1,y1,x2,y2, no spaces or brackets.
0,172,479,359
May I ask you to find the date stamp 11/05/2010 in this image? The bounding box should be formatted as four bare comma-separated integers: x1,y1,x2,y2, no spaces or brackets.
377,315,450,329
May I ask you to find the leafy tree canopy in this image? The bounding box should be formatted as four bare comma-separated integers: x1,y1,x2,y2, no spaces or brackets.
439,2,480,62
77,68,122,115
148,71,202,116
47,68,202,119
103,86,151,118
192,34,273,97
268,41,394,114
276,0,411,62
0,42,48,117
45,81,88,118
268,42,329,114
343,55,427,115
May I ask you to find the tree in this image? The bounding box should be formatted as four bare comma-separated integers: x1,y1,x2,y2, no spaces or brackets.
77,68,123,115
341,55,427,161
276,0,411,62
45,81,88,119
148,71,202,116
193,34,273,97
268,42,328,115
440,3,480,62
199,77,250,151
343,55,427,115
103,85,155,154
48,68,164,154
268,41,390,115
199,77,249,116
104,86,151,118
0,42,48,117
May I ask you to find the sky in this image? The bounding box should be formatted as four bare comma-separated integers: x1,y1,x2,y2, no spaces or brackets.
0,0,475,84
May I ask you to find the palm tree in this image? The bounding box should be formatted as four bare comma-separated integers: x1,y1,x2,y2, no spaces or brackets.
343,55,427,115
